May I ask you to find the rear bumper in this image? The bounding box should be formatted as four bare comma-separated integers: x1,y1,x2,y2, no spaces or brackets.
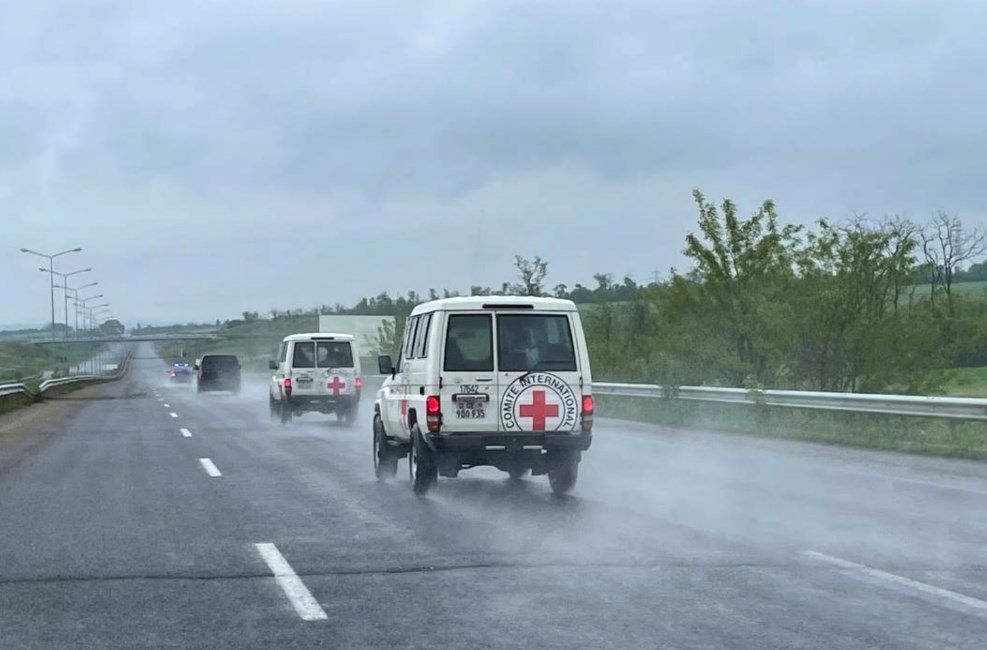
286,393,359,411
198,378,240,391
424,430,592,453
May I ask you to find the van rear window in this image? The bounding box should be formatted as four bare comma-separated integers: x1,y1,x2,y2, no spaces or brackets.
497,314,577,372
317,341,353,368
202,355,239,371
292,342,315,368
444,314,493,372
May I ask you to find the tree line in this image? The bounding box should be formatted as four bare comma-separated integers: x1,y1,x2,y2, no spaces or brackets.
216,190,986,394
581,192,986,393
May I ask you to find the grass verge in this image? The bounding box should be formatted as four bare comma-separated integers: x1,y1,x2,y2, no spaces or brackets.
0,392,37,416
597,393,987,460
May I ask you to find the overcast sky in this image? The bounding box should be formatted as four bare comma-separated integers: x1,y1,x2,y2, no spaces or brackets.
3,0,986,326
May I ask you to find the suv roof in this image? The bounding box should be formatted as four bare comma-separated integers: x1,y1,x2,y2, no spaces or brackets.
410,296,577,316
281,332,356,342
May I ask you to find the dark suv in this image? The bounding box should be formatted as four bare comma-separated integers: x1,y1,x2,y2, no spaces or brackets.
196,354,241,394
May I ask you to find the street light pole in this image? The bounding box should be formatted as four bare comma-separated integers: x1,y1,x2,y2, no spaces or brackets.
78,294,104,337
74,293,103,376
53,281,98,340
42,267,91,338
19,247,82,334
91,304,111,375
72,282,97,337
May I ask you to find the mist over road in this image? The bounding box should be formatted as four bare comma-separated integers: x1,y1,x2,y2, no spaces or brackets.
1,344,986,648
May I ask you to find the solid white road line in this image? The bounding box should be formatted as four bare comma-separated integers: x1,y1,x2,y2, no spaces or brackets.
169,412,178,418
804,551,987,614
198,458,222,477
254,543,328,621
180,428,192,438
835,468,987,497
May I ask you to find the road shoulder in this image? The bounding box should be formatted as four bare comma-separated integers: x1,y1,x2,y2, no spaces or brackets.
0,383,106,478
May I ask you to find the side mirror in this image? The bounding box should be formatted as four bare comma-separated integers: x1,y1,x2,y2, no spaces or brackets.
193,364,199,371
268,360,278,370
377,355,394,376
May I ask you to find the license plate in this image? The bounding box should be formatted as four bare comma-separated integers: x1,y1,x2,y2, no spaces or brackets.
296,378,313,386
454,394,487,419
456,405,486,419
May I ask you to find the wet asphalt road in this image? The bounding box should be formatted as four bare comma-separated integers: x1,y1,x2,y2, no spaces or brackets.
2,346,987,648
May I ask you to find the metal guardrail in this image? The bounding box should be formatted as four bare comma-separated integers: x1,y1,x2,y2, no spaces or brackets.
0,383,30,399
593,382,987,422
0,351,132,404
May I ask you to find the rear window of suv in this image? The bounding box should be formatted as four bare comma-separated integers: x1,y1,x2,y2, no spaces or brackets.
444,314,493,371
497,314,577,372
292,342,315,368
202,355,239,371
316,341,353,368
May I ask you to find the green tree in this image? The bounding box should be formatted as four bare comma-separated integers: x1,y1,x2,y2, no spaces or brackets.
512,255,549,296
679,190,802,385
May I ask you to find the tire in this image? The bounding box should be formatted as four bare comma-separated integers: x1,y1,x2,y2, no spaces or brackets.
408,426,437,496
280,399,293,425
548,454,578,495
373,416,398,480
508,466,527,481
338,404,358,427
269,395,278,420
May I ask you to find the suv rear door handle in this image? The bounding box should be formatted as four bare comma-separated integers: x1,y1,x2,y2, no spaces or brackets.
475,377,493,382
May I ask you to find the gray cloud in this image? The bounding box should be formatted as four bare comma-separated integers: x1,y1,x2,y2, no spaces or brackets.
3,0,987,324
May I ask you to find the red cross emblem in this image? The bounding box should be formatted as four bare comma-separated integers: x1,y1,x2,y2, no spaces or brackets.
328,376,346,394
518,390,559,431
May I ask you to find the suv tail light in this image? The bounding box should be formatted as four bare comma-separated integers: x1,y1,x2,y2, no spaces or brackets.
581,394,594,432
355,377,363,389
283,377,292,398
426,395,442,433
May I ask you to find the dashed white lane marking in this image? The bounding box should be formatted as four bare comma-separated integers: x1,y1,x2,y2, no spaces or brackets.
198,458,222,477
180,428,192,438
804,551,987,615
169,412,178,418
254,543,328,621
163,403,170,408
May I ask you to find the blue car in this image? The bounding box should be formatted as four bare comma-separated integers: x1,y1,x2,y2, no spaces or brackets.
169,361,194,383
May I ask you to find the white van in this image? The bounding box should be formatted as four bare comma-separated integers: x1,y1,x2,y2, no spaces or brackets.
269,333,362,425
373,297,593,495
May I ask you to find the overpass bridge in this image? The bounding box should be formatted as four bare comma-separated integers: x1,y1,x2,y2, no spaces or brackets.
27,332,221,345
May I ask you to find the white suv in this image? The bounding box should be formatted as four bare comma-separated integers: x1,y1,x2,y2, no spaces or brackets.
373,296,593,495
269,333,362,425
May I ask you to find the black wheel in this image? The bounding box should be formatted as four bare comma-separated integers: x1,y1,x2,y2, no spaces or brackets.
373,416,398,480
269,395,278,420
548,453,578,495
508,466,527,481
408,426,437,496
280,400,293,425
338,404,358,427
